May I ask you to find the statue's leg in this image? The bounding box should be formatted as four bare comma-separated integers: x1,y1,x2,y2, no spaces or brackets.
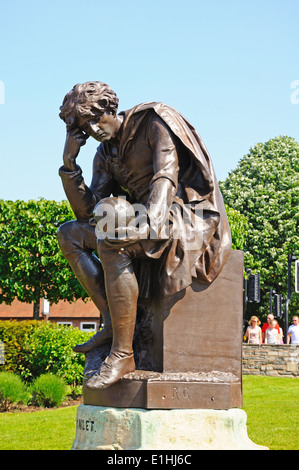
85,240,145,389
57,220,113,351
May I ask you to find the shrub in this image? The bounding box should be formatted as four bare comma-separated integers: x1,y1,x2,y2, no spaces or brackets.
0,320,93,388
0,372,30,411
0,320,43,375
24,322,93,387
30,373,67,408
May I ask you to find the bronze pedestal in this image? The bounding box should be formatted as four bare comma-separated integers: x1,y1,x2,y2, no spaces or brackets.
83,250,244,409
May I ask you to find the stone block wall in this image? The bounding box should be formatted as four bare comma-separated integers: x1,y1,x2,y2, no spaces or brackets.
242,344,299,377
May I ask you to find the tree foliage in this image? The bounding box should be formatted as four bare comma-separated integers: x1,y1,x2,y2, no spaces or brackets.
225,205,248,251
0,199,87,314
219,135,299,317
0,197,246,307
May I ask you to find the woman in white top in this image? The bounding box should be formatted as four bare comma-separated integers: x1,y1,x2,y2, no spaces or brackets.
245,316,262,344
264,319,280,344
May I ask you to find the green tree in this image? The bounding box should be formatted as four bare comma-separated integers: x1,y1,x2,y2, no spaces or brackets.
219,135,299,319
225,205,248,251
0,199,87,318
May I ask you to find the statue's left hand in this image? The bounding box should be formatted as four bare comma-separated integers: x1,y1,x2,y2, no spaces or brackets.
103,222,150,248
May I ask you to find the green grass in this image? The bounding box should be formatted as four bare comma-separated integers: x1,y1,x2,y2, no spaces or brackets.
242,375,299,450
0,405,77,450
0,376,298,450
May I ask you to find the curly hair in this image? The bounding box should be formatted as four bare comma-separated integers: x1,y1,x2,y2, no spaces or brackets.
59,81,119,131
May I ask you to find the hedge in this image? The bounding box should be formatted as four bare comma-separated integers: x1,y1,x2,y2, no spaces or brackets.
0,320,93,388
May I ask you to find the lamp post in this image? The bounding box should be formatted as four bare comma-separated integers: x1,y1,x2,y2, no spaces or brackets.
269,288,274,315
41,298,50,319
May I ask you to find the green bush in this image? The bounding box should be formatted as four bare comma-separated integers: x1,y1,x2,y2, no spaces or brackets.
0,320,43,375
0,372,30,411
30,373,67,408
0,320,93,388
23,322,92,387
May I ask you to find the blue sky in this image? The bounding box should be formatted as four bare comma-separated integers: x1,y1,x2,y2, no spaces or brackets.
0,0,298,201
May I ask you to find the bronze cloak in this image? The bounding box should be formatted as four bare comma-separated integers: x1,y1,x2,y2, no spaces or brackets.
113,102,232,297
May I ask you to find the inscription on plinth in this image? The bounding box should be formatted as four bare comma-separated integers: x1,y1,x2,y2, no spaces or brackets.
76,418,96,433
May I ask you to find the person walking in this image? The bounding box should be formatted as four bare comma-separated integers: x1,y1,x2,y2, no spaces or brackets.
287,316,299,345
245,316,262,344
262,314,280,343
264,319,280,344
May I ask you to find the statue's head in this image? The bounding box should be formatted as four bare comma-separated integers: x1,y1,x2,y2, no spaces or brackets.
59,81,119,131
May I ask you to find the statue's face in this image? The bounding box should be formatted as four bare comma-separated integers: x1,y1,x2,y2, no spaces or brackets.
77,112,120,142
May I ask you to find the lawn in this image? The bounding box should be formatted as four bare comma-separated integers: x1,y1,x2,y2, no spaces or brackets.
0,376,298,450
242,375,298,450
0,405,77,450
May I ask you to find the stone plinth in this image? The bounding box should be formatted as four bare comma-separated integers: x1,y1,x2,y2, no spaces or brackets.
72,405,268,450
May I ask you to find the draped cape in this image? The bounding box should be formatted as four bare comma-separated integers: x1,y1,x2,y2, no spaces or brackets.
113,102,232,297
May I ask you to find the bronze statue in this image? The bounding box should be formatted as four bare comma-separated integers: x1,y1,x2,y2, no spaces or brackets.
58,81,232,390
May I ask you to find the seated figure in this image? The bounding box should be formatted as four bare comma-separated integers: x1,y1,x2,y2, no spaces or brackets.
57,81,232,390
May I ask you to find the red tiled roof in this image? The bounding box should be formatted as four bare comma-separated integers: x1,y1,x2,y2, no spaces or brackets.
0,298,100,319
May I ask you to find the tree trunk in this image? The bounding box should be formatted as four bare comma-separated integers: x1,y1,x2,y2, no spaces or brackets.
33,301,40,320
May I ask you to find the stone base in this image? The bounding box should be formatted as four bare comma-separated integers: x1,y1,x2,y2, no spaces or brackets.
72,404,268,450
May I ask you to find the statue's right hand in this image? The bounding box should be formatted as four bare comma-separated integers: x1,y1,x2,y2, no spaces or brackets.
63,128,89,171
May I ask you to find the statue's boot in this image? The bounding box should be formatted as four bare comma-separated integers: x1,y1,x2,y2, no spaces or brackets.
73,315,113,353
86,240,137,389
84,351,135,389
85,301,136,389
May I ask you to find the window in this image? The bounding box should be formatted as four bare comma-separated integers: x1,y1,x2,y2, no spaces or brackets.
80,322,97,332
57,321,73,327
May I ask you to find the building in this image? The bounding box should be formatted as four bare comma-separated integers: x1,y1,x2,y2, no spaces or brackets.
0,298,101,331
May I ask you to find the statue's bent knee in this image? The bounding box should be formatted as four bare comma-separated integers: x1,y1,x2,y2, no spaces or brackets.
57,220,78,252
